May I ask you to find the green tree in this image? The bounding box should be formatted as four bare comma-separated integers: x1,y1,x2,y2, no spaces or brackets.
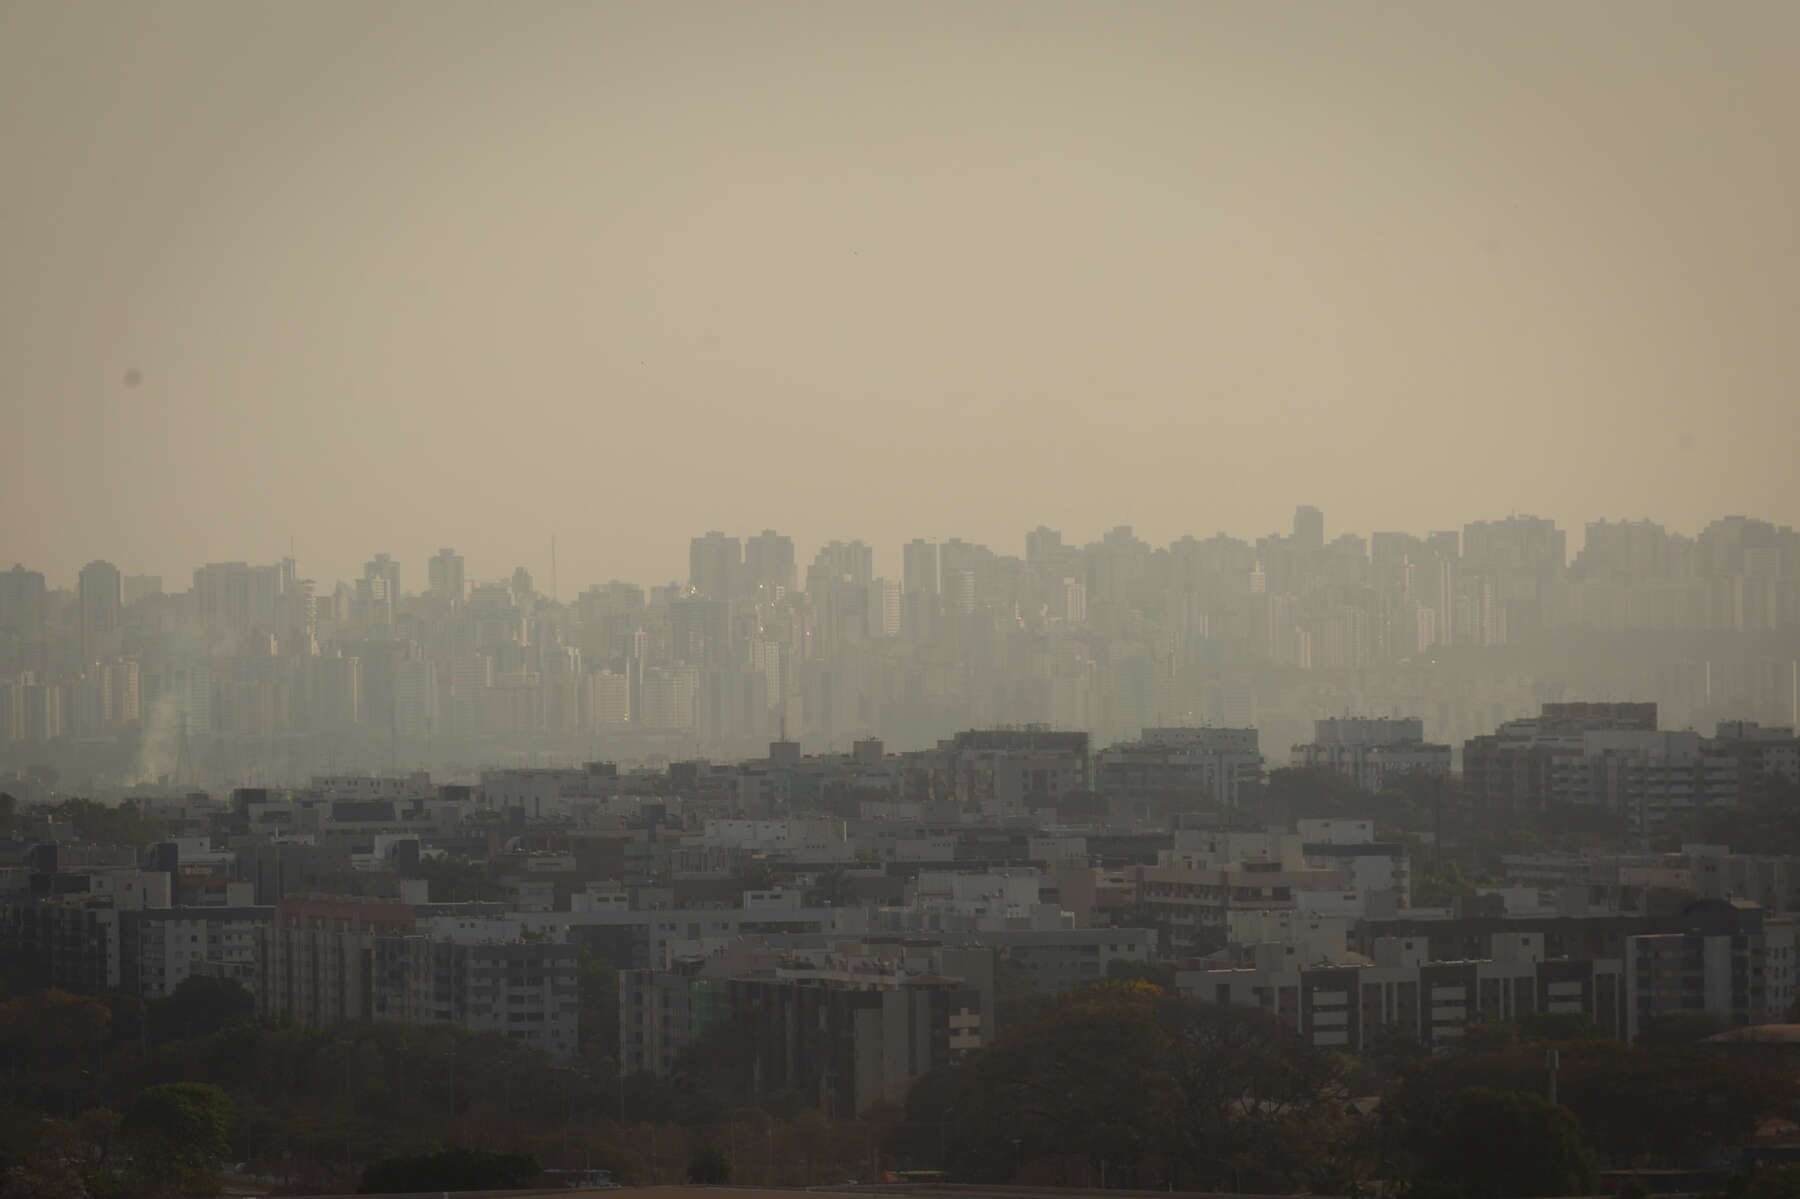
358,1147,539,1193
121,1082,233,1196
415,855,505,902
1103,959,1175,989
1158,992,1350,1192
1749,1163,1800,1199
688,1145,732,1184
1636,1011,1729,1047
147,976,253,1044
1516,1010,1604,1042
804,867,852,907
1414,1087,1596,1198
576,946,619,1063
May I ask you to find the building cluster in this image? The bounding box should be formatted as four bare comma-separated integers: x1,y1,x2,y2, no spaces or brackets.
4,509,1798,793
4,705,1800,1100
1462,704,1799,833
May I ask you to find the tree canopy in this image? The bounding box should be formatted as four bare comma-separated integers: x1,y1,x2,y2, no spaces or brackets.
1411,1086,1596,1199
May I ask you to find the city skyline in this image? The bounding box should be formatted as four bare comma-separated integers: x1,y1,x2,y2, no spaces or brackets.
11,505,1798,596
6,2,1800,591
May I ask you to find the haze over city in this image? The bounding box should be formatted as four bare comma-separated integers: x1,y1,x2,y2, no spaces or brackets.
8,4,1800,1198
6,1,1800,589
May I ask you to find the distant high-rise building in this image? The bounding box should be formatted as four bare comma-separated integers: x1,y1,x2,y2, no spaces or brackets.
807,540,874,596
193,562,252,639
364,553,401,600
1293,506,1324,552
1025,526,1063,565
428,548,466,605
871,578,901,638
903,539,939,596
77,559,122,665
0,564,47,636
688,531,742,599
1462,516,1565,580
744,530,797,597
901,538,940,641
121,574,163,607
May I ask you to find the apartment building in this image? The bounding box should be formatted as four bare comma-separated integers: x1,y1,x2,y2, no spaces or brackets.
254,896,418,1025
1178,932,1626,1049
622,941,988,1116
1290,718,1451,793
1626,898,1800,1040
119,906,270,999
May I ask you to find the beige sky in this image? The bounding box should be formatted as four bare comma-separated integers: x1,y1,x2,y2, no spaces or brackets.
3,1,1796,591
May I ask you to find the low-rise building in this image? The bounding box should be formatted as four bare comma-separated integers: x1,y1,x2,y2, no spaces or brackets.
1290,718,1451,793
1626,898,1800,1040
1178,932,1626,1050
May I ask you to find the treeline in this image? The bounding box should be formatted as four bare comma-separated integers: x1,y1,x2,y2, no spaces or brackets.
886,980,1800,1196
0,977,908,1196
4,973,1799,1197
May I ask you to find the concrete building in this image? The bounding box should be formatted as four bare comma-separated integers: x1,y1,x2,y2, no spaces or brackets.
1291,717,1452,793
1134,859,1351,958
77,559,122,666
1464,703,1741,833
427,548,466,606
120,906,271,999
376,935,580,1064
1178,932,1626,1050
945,728,1090,815
1626,898,1800,1040
254,895,418,1026
622,940,987,1115
1096,727,1264,808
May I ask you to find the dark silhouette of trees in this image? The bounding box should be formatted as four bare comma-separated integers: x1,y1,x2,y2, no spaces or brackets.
687,1145,731,1183
146,976,253,1045
358,1147,538,1193
1410,1087,1596,1199
891,980,1350,1190
121,1082,233,1196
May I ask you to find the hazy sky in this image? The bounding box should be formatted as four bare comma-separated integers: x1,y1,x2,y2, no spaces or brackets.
4,1,1797,592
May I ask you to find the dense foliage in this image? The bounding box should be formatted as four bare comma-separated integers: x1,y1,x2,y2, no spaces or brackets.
358,1147,539,1193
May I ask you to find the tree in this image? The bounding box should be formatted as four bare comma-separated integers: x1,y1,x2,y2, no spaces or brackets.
688,1145,732,1184
1750,1163,1800,1199
1413,1087,1596,1198
358,1147,539,1193
1158,993,1350,1192
1389,1039,1797,1170
576,946,619,1063
414,855,505,902
804,867,852,908
1637,1011,1729,1047
1516,1010,1604,1042
1104,959,1175,990
121,1082,233,1196
147,976,253,1044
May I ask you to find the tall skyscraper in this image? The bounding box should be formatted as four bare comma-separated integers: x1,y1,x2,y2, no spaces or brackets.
0,564,47,637
1293,506,1325,552
364,553,401,601
77,559,121,665
902,539,940,642
688,531,742,599
807,540,874,595
193,562,252,638
902,539,939,596
870,578,901,638
744,529,797,597
428,548,466,605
